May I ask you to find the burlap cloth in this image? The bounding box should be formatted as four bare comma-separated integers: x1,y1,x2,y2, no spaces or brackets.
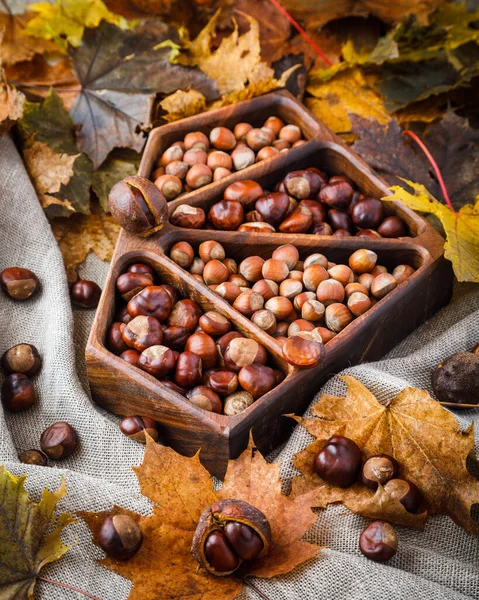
1,134,478,599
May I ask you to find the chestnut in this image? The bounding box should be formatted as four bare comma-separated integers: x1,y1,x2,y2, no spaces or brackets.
119,415,159,443
328,209,353,232
355,229,382,238
40,421,78,460
279,205,313,233
378,216,407,238
138,345,177,377
351,198,384,229
361,455,399,490
116,306,133,324
1,343,42,376
186,386,222,413
238,364,278,399
313,435,362,487
0,267,40,300
319,180,354,209
71,279,102,308
127,286,173,322
313,222,333,236
223,390,254,415
255,192,290,226
120,349,141,367
359,521,398,562
170,205,206,229
208,200,244,231
199,312,231,336
122,315,163,352
384,479,423,513
116,272,153,301
191,499,271,575
19,449,48,466
282,333,324,368
169,242,195,269
333,229,352,238
174,351,203,388
185,332,217,369
98,514,143,560
223,337,267,372
216,332,244,365
107,322,129,355
283,170,323,199
299,199,327,227
224,180,264,205
1,373,36,412
128,263,154,277
208,370,238,395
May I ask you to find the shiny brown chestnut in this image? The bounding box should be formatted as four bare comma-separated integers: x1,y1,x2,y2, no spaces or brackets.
170,205,206,229
223,337,267,373
255,192,290,226
40,422,78,460
98,514,143,560
313,435,362,487
107,322,129,355
328,209,353,232
208,200,244,231
185,332,217,370
378,216,407,238
191,499,271,575
121,315,163,352
224,180,264,205
361,455,399,490
116,272,153,302
283,169,325,199
238,364,278,399
109,176,168,236
208,370,238,395
359,521,398,562
119,415,159,443
174,351,203,388
0,267,40,300
186,386,222,413
167,299,202,332
1,344,42,376
319,180,354,209
1,373,36,412
71,279,102,308
199,312,231,337
216,332,244,365
120,349,141,367
138,345,177,377
384,479,423,513
351,198,384,229
127,286,172,322
19,449,48,466
282,333,324,368
162,325,190,351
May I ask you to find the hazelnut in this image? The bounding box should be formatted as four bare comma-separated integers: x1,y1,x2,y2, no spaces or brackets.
278,124,301,143
370,265,387,276
199,312,231,336
214,167,231,181
358,273,375,292
1,373,36,412
109,176,168,236
233,122,253,140
384,479,423,513
209,200,244,231
313,435,362,487
203,260,229,285
238,365,278,399
183,148,207,166
255,192,290,226
127,286,173,322
116,272,153,301
209,370,238,395
231,145,255,170
279,279,303,299
198,241,226,263
392,264,415,283
328,264,354,286
344,283,369,297
301,299,325,321
252,279,278,300
120,349,141,367
122,315,163,352
348,249,378,274
223,390,254,415
40,421,78,460
251,309,277,334
263,116,284,135
210,127,236,151
186,386,222,413
261,259,289,283
347,292,372,317
303,264,329,291
223,337,267,372
138,345,177,377
378,216,407,238
191,499,271,575
159,145,184,166
272,244,299,270
370,273,397,299
359,521,398,562
287,319,314,337
264,296,293,320
222,258,238,275
170,205,206,229
316,279,345,306
256,146,279,161
98,514,143,560
189,257,205,276
19,449,48,466
246,127,275,151
273,139,290,151
151,166,165,180
1,343,42,376
119,416,159,443
0,267,40,300
314,326,336,343
229,273,249,288
282,333,324,368
165,160,189,180
215,282,241,303
107,322,129,355
361,455,399,490
154,174,182,200
174,351,203,388
303,253,328,269
184,131,209,151
239,256,265,283
293,291,316,311
325,303,354,333
186,164,213,189
170,241,195,269
185,332,217,369
71,279,102,308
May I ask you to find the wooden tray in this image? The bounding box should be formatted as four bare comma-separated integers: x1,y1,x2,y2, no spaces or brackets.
86,91,453,478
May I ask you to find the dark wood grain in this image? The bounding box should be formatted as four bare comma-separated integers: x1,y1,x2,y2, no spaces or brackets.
86,90,453,479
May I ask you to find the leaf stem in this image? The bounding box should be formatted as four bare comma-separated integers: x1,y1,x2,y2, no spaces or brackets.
264,0,333,66
10,82,81,93
38,577,102,600
402,130,455,212
243,579,272,600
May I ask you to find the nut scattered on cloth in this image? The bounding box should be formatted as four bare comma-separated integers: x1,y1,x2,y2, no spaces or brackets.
1,134,478,599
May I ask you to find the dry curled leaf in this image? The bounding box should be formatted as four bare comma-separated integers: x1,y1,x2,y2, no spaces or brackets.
79,437,323,600
51,201,120,281
0,12,59,66
158,89,207,123
384,182,479,283
0,466,74,599
0,65,24,134
292,376,479,534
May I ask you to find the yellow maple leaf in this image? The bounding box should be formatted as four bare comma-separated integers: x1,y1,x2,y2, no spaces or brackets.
158,89,206,123
383,181,479,283
24,0,129,50
0,466,74,599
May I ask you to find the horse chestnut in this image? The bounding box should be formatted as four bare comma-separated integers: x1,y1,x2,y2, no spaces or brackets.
313,435,362,487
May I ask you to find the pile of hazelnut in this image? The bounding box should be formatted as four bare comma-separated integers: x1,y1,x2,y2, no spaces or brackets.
150,118,305,199
168,241,415,368
169,173,409,238
314,435,424,562
108,262,285,415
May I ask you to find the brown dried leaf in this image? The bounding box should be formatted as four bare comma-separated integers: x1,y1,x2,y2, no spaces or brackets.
0,65,24,134
159,89,207,123
51,202,120,280
0,13,59,67
80,436,322,599
292,376,479,534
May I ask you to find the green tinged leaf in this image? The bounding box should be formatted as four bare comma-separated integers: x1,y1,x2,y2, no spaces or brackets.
17,90,93,218
0,465,74,600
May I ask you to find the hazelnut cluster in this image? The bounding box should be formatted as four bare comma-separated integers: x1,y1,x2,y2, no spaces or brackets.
150,118,305,199
109,262,285,415
169,173,408,238
168,241,415,368
314,435,425,562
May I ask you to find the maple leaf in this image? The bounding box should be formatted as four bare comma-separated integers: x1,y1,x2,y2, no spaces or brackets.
0,465,74,599
16,90,93,218
383,182,479,283
68,20,218,168
23,0,130,50
51,200,120,281
80,437,323,600
0,65,24,134
292,377,479,534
